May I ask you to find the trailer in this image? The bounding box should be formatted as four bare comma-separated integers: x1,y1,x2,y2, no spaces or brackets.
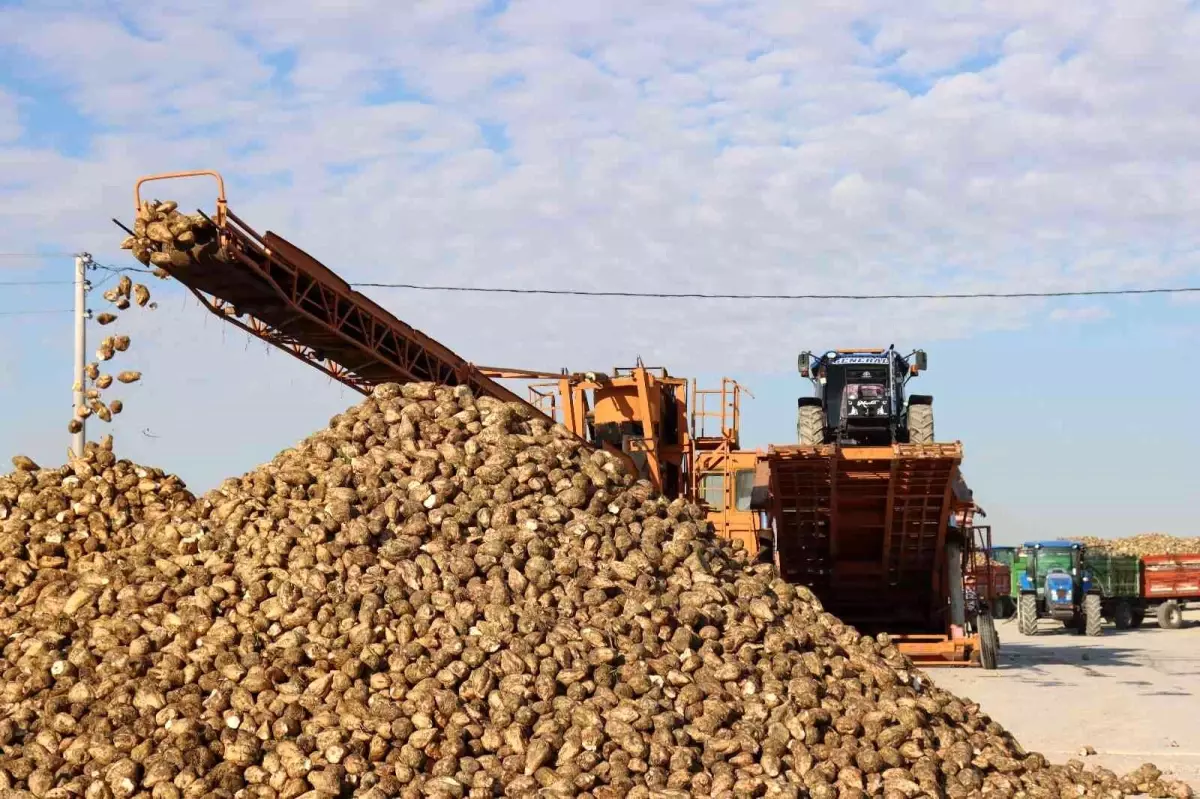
1128,554,1200,629
1066,549,1199,631
991,546,1018,617
967,556,1012,620
1084,549,1142,630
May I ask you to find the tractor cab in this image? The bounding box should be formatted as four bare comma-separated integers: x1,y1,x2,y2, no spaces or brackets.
796,347,931,446
1019,540,1089,597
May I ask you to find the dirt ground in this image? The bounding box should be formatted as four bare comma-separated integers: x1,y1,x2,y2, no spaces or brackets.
929,615,1200,789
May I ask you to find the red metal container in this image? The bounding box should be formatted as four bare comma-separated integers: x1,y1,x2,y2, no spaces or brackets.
966,563,1011,599
1140,554,1200,601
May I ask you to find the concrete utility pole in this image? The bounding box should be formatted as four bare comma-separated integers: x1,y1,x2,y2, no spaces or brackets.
71,253,91,457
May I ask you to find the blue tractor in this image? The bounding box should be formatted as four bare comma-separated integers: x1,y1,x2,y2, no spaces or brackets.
1016,540,1103,636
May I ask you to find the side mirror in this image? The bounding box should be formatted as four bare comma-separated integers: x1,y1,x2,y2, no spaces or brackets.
914,350,928,371
798,351,811,377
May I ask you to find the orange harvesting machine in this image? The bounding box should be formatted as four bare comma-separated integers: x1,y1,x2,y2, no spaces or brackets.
116,170,997,668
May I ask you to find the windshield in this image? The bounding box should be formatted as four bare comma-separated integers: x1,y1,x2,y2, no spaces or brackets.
1033,548,1075,575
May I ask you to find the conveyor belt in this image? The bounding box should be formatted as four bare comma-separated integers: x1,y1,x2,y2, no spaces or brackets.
122,172,537,413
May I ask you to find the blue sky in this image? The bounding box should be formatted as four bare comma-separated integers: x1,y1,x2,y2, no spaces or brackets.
2,0,1199,543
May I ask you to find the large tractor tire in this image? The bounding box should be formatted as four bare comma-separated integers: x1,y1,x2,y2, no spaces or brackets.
1157,600,1183,630
1083,594,1103,637
907,402,935,444
797,404,825,446
978,614,999,670
1017,594,1038,636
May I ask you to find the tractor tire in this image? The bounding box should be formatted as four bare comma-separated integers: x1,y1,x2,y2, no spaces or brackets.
978,614,999,670
1084,594,1103,637
1157,601,1183,630
1113,599,1134,630
907,402,935,445
1017,594,1038,636
797,404,825,446
1131,608,1146,629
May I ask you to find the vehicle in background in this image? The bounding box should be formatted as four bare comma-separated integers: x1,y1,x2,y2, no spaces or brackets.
968,547,1013,619
1017,540,1106,636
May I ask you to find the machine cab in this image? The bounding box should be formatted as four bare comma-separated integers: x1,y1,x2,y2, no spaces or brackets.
796,347,926,445
1019,540,1091,596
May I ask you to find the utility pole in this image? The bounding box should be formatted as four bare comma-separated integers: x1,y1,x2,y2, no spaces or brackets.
71,253,92,457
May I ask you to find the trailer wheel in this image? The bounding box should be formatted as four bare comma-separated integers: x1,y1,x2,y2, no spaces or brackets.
1112,599,1134,630
978,615,999,670
1130,608,1145,629
1157,601,1183,630
907,402,935,445
1017,594,1038,636
1084,594,1103,637
797,404,825,446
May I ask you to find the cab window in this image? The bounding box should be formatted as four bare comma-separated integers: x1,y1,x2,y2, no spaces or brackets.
734,469,755,511
699,473,723,508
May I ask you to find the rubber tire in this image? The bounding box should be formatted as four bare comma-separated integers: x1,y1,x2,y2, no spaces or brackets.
1113,599,1134,630
907,403,934,444
978,615,999,670
1130,609,1146,629
1157,601,1183,630
1084,594,1103,637
1017,594,1038,636
797,404,825,446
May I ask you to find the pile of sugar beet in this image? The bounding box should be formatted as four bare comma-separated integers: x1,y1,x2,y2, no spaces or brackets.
0,384,1191,799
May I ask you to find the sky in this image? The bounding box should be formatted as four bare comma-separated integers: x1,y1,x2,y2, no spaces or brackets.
1,0,1199,544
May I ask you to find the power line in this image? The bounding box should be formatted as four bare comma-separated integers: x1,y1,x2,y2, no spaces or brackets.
352,282,1200,301
0,308,73,317
0,279,74,286
0,252,77,260
93,262,156,275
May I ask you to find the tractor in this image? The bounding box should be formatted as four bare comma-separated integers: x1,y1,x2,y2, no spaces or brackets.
795,347,932,446
1016,540,1104,636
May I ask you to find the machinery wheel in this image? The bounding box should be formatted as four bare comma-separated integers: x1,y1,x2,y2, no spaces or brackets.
797,404,825,446
907,402,934,444
1157,601,1183,630
1113,599,1134,630
1017,594,1038,636
978,614,999,670
1131,608,1146,629
1084,594,1103,637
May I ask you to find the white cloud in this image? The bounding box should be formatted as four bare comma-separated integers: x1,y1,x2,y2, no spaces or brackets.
2,0,1200,488
1049,305,1112,323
